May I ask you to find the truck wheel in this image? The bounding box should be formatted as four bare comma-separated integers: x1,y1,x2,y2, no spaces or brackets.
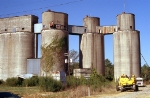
133,85,137,91
120,87,124,92
116,84,119,91
135,85,138,91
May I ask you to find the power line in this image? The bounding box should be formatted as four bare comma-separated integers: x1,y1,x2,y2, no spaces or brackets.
2,0,48,9
0,0,83,18
141,53,149,66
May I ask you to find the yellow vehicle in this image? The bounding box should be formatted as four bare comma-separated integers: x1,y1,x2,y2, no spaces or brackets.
116,74,138,92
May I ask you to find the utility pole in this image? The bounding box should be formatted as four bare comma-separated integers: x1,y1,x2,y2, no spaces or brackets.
64,53,70,76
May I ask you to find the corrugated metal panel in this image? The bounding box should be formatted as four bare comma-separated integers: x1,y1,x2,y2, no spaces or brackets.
27,59,41,76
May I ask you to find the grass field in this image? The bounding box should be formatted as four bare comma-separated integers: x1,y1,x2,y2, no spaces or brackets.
0,86,40,97
0,84,117,98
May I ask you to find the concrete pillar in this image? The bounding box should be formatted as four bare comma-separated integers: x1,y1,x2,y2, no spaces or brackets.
79,35,83,68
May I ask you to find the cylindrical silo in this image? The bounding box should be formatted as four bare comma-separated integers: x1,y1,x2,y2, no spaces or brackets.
80,16,105,75
117,12,135,31
114,12,141,80
42,10,68,30
114,30,140,80
131,31,141,76
93,33,104,75
0,32,34,80
41,10,68,76
83,16,100,33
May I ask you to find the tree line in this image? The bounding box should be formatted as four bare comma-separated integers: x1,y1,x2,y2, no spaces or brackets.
69,50,150,81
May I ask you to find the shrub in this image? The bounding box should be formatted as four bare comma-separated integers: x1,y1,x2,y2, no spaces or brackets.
6,77,20,86
0,79,5,85
66,76,79,88
22,76,39,87
39,77,62,92
67,68,108,91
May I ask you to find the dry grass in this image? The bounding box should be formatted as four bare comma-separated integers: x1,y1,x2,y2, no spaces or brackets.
0,82,117,98
0,86,41,97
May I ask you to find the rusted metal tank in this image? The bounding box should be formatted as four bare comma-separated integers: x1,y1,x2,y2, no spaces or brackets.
41,10,68,76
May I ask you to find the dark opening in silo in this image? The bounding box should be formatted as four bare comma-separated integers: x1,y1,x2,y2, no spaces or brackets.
130,26,132,30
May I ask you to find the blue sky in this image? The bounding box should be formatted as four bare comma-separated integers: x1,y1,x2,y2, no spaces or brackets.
0,0,150,66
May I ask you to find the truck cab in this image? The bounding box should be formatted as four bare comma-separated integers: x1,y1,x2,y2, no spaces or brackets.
136,77,144,87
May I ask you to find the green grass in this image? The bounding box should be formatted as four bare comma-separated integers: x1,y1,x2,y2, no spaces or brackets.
0,74,116,98
0,85,41,97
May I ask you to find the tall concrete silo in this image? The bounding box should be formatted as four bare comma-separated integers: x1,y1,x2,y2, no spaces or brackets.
41,10,68,76
0,15,38,80
80,16,105,75
114,12,141,80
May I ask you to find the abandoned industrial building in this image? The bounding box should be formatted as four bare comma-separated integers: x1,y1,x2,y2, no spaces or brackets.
0,10,141,81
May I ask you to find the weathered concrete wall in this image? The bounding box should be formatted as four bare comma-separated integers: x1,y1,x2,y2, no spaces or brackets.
42,10,68,30
80,33,104,75
0,32,34,80
0,15,38,33
117,12,135,31
83,16,100,33
0,15,38,80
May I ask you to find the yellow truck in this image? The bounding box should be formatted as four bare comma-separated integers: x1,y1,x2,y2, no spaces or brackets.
116,74,138,92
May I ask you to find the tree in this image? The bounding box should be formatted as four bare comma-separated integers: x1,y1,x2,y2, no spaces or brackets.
69,49,79,63
105,59,114,81
141,64,150,81
68,49,79,75
41,34,66,76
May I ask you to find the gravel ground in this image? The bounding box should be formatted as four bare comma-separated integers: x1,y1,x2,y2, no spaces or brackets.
87,85,150,98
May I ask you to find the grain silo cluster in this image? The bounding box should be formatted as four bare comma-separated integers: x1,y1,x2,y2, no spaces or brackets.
0,10,141,81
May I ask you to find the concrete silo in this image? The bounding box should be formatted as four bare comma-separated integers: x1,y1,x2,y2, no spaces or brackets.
114,12,141,80
80,16,105,75
41,10,68,76
0,15,38,80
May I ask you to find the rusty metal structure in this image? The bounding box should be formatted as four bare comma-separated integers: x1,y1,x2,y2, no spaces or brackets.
0,10,141,81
